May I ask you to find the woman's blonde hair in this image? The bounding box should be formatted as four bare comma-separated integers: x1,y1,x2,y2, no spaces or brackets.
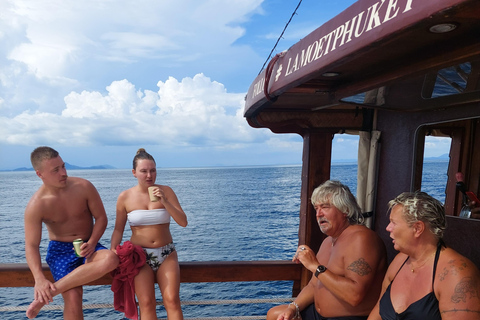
388,191,446,239
132,148,156,169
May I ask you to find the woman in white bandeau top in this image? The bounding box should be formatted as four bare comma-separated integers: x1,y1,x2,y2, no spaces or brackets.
110,148,188,320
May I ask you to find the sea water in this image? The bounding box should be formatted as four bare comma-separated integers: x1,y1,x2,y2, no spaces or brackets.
0,162,448,319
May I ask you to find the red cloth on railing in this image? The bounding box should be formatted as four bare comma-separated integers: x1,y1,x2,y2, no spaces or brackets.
111,241,146,320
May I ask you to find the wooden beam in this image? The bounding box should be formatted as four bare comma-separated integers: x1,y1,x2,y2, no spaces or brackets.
0,261,302,288
298,131,332,290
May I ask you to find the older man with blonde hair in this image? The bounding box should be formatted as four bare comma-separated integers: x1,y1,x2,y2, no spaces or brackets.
268,180,387,320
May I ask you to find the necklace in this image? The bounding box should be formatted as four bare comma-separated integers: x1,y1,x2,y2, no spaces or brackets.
410,252,435,273
331,237,338,247
331,224,350,247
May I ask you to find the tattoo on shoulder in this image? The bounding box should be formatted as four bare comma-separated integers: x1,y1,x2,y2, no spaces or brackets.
347,258,372,276
439,259,469,281
451,277,479,304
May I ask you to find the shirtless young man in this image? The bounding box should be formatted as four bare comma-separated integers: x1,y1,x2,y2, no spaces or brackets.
267,180,387,320
24,146,119,319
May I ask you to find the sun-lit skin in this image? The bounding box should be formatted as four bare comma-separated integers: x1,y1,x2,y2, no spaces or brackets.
314,201,350,238
132,159,157,189
25,149,119,319
368,195,480,320
110,150,187,320
386,204,416,252
269,183,388,320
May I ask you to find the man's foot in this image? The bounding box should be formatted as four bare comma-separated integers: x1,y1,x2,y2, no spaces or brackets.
26,299,45,319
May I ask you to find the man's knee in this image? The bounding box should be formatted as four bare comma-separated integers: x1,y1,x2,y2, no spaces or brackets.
95,249,119,272
104,250,119,271
62,286,83,307
62,287,84,320
267,304,285,320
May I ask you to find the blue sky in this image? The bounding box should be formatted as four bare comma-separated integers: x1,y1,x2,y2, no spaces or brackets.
0,0,450,170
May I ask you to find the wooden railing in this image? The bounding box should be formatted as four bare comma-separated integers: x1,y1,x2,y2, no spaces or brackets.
0,260,302,287
0,261,302,319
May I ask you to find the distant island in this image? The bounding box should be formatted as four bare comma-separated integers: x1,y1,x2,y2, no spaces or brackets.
423,153,450,161
331,153,449,164
10,162,116,172
4,153,449,172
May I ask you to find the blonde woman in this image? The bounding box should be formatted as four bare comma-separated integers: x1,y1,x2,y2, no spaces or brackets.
111,148,188,320
368,191,480,320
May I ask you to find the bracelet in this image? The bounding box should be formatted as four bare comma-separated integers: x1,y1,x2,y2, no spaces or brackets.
289,301,300,319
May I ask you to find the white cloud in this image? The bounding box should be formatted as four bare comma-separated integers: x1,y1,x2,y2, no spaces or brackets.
1,74,274,148
0,0,266,117
0,0,318,169
10,42,76,80
3,0,262,81
0,0,414,169
101,32,179,62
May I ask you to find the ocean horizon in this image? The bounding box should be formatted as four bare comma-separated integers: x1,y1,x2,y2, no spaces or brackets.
2,153,450,172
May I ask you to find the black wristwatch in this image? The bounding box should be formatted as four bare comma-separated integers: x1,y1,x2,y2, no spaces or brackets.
314,265,327,278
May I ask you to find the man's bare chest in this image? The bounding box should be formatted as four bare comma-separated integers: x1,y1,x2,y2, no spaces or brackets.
41,198,90,224
318,246,346,271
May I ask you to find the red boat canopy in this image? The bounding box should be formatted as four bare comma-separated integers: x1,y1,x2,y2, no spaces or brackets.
244,0,480,119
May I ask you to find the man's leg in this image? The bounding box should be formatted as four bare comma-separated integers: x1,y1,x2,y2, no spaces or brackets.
54,249,118,293
62,286,83,320
26,286,85,319
27,249,118,319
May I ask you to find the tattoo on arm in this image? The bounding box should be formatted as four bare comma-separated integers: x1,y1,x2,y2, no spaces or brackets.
439,260,468,281
347,258,372,276
441,309,480,315
451,277,479,304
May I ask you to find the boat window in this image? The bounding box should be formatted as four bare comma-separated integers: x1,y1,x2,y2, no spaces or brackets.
422,62,471,99
341,92,366,105
421,136,451,204
416,119,480,217
341,62,476,108
331,133,359,194
340,87,386,107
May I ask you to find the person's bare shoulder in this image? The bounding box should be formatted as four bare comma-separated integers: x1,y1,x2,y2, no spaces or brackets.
24,185,49,219
436,247,480,316
68,177,102,199
117,188,128,201
384,252,408,281
345,225,382,247
24,193,42,219
117,185,136,199
116,186,139,212
158,184,173,192
340,226,383,260
342,226,386,264
437,248,480,283
68,176,94,188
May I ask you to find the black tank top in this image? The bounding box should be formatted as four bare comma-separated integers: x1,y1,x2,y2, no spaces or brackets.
379,243,442,320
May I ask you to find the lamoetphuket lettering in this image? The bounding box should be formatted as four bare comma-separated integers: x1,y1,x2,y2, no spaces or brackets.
250,0,415,101
284,0,414,76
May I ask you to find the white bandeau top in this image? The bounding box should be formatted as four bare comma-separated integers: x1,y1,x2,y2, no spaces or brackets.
127,209,170,226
